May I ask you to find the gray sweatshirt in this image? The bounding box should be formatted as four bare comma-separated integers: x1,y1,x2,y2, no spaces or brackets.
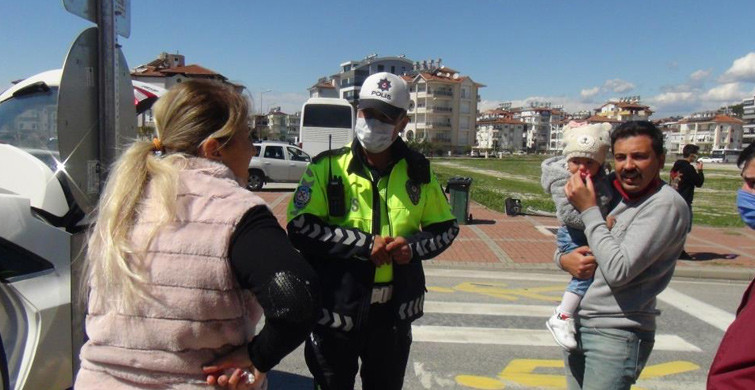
574,184,689,331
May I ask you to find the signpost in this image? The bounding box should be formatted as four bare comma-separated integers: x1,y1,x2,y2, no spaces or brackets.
62,0,133,194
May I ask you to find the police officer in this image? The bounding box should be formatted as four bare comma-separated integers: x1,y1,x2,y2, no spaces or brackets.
287,72,459,390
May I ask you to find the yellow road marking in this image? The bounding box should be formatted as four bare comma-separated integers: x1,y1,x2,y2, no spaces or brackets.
455,359,701,389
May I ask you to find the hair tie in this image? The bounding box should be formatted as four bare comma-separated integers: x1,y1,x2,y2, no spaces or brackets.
152,137,165,157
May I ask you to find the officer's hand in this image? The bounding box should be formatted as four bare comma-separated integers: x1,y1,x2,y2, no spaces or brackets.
370,235,393,267
559,246,597,280
386,236,412,264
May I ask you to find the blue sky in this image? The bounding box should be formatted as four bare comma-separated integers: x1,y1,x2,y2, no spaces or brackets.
3,0,755,118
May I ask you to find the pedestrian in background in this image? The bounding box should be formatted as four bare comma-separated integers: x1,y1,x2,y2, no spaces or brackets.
540,121,615,351
669,143,705,259
286,72,459,390
558,120,689,390
707,142,755,389
75,80,320,389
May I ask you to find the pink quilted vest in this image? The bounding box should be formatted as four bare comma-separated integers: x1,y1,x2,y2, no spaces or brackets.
76,158,266,388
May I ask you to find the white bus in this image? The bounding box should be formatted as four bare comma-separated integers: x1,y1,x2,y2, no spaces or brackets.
298,97,355,156
707,148,742,164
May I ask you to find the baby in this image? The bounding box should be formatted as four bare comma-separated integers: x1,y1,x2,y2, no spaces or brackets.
540,121,615,350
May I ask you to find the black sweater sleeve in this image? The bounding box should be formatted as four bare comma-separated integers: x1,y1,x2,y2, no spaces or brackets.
229,206,321,373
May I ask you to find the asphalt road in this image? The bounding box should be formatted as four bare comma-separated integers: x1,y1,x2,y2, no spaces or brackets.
268,267,748,389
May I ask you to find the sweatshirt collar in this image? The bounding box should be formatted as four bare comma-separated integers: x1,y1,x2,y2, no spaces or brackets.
612,176,663,202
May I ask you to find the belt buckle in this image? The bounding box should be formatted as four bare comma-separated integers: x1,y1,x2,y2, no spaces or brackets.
371,285,393,304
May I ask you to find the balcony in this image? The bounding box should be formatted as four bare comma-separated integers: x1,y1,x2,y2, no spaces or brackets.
427,89,453,97
428,106,452,113
428,122,452,129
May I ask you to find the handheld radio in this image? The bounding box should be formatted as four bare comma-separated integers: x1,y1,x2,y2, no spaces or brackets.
327,135,346,217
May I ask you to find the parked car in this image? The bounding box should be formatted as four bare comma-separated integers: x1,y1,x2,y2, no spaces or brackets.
697,156,722,163
248,142,311,190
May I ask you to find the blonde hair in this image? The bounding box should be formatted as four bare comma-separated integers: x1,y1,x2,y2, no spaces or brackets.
84,79,249,311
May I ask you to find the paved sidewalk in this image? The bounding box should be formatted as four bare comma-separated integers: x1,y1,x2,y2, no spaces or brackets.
256,190,755,281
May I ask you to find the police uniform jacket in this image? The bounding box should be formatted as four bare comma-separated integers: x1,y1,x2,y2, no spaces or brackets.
286,139,458,332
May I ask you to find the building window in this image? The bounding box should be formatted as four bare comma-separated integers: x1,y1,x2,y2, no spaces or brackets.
378,65,384,72
391,66,395,73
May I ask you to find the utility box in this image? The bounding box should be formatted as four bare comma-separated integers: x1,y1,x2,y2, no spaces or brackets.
446,177,473,224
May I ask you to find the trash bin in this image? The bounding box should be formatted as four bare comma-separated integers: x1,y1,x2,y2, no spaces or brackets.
446,177,473,224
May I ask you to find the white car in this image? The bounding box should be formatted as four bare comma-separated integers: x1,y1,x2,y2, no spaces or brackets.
0,69,164,389
248,142,311,190
697,156,722,163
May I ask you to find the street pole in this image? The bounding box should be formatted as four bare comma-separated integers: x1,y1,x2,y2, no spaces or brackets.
98,0,117,189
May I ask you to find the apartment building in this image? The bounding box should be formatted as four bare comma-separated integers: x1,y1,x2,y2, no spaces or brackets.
307,79,338,98
475,109,525,152
403,66,484,153
265,106,300,143
595,96,653,122
742,96,755,146
514,103,564,153
309,54,414,102
677,112,744,153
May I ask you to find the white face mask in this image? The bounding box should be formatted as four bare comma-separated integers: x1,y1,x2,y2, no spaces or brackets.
355,117,396,153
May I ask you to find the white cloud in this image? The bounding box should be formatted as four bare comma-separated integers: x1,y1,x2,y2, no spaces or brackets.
690,69,711,82
603,79,635,93
650,91,696,105
580,87,600,99
719,52,755,83
702,82,748,102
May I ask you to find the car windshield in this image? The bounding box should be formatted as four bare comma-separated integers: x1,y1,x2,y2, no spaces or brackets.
0,86,60,170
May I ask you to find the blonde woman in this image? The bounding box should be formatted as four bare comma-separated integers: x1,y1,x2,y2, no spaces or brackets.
75,80,319,389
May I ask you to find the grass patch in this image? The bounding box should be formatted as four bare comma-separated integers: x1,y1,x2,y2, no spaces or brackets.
431,157,745,228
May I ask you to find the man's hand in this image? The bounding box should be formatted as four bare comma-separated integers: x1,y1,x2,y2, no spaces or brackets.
370,235,394,266
386,236,412,264
696,161,703,171
564,171,597,212
559,246,597,280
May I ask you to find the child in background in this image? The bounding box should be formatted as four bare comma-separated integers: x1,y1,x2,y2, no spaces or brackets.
540,121,615,350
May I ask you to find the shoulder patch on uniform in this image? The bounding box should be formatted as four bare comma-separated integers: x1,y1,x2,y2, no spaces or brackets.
312,146,350,164
293,185,312,209
406,180,421,205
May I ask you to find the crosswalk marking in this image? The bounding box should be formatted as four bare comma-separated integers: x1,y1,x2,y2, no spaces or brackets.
425,268,569,282
659,287,735,332
425,301,552,317
412,325,702,352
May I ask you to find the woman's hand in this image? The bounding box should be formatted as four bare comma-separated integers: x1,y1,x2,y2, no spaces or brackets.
203,345,267,389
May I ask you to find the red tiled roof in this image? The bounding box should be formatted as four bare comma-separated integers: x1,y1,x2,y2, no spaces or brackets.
310,82,335,89
713,115,744,124
679,114,744,124
161,64,221,76
587,115,622,123
478,118,524,125
600,101,651,110
132,63,226,80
